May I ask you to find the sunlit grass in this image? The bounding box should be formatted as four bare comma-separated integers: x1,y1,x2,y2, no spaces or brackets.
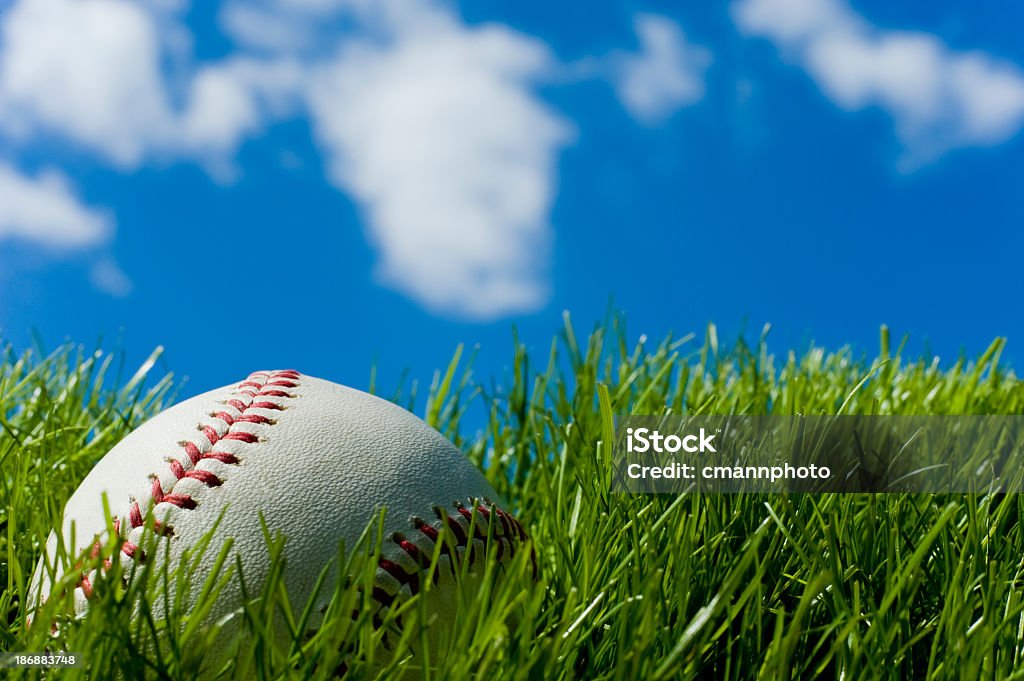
3,315,1024,679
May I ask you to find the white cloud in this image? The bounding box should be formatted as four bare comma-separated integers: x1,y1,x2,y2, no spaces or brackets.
221,4,313,52
140,0,189,13
0,0,174,167
306,7,572,318
90,258,133,297
611,14,711,125
0,164,129,296
0,0,590,318
733,0,1024,166
733,0,847,45
274,0,351,12
180,66,260,154
0,0,280,172
0,164,111,249
0,0,578,319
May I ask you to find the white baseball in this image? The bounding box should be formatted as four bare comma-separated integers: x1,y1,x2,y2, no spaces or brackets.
31,370,529,667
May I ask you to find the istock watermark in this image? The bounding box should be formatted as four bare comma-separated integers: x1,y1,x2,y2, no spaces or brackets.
612,416,1024,493
625,427,718,453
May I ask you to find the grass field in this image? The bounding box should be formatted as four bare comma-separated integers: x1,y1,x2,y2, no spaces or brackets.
3,314,1024,680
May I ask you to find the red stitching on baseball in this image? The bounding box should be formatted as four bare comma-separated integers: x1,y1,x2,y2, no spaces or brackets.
214,411,235,425
378,559,420,596
471,506,506,561
80,572,93,599
441,511,469,545
178,468,223,486
413,518,439,543
393,535,428,568
68,370,301,582
182,441,202,462
235,414,274,424
204,451,240,465
365,499,533,614
221,432,259,443
201,425,220,444
371,587,395,607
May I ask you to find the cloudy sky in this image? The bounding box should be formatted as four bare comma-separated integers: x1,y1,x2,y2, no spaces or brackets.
1,0,1022,399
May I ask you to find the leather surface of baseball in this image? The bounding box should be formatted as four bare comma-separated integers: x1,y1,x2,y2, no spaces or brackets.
31,370,528,669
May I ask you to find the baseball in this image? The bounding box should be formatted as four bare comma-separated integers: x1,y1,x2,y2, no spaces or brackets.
31,370,529,669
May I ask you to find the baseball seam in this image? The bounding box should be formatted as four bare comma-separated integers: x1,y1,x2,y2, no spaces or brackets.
372,499,533,611
118,369,300,561
334,498,532,674
77,369,299,597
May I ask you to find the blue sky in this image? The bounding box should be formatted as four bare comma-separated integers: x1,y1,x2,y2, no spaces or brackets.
0,0,1022,407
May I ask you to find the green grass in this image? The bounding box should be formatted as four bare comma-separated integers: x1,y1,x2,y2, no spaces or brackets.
3,315,1024,680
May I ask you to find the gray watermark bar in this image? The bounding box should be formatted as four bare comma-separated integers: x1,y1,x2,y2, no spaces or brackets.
0,652,84,668
613,416,1024,493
